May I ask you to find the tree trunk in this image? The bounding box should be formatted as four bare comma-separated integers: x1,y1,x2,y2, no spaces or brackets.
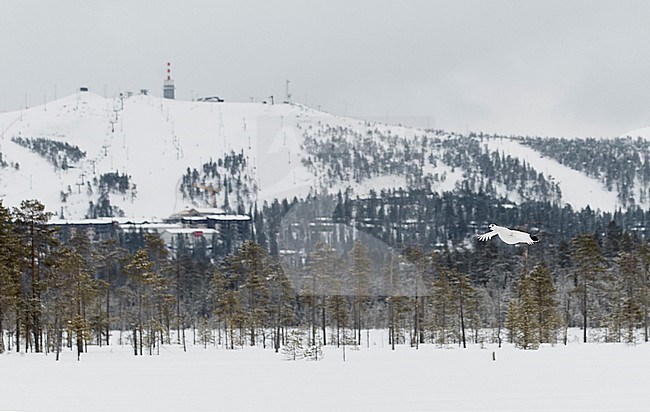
459,289,466,349
106,287,111,346
133,326,138,356
640,298,648,342
15,306,20,353
0,308,5,353
389,300,395,350
582,279,588,344
76,331,83,361
0,310,4,354
55,317,62,362
321,305,326,346
413,295,419,349
356,299,362,346
311,301,316,346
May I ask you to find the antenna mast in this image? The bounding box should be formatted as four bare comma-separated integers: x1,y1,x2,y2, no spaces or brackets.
285,79,292,103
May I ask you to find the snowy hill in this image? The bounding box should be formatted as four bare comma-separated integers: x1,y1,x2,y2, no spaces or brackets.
1,92,319,219
0,91,643,219
622,126,650,139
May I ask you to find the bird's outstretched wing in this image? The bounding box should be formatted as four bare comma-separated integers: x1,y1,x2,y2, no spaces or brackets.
477,231,498,242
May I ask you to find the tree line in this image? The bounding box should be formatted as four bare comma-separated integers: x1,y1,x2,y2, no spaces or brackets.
3,198,650,360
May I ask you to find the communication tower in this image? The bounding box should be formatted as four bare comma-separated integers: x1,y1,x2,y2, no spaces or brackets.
163,62,175,99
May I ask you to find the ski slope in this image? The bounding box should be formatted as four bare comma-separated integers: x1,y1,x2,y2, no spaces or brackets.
0,93,321,219
486,138,619,212
0,92,636,219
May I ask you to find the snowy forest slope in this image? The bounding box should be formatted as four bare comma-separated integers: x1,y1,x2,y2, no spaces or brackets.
1,91,649,220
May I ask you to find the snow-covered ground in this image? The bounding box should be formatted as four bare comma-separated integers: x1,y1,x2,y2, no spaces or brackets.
1,331,649,412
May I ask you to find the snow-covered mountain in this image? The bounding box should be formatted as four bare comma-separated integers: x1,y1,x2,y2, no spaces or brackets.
0,91,646,220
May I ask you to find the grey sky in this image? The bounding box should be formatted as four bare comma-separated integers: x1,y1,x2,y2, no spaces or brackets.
1,0,649,137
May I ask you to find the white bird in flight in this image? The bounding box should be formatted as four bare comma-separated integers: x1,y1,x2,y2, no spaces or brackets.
477,224,539,245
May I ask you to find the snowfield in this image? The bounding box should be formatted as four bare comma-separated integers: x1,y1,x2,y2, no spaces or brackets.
2,331,650,412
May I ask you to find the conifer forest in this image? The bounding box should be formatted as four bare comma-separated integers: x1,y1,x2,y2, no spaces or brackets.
2,187,650,359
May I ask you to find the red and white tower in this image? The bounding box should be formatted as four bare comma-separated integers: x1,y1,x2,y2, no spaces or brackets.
163,62,175,99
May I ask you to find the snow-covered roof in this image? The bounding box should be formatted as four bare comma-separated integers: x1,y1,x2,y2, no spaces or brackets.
206,214,250,221
119,223,182,231
173,207,226,217
48,217,116,225
162,228,218,235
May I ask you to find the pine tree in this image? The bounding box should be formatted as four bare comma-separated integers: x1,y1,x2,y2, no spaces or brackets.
447,269,478,348
528,264,561,344
50,230,98,360
326,272,348,348
124,248,169,355
0,202,24,353
13,199,56,353
403,247,427,348
212,269,244,349
349,240,371,346
268,261,295,352
609,251,643,343
483,258,513,347
638,243,650,342
572,233,606,343
431,269,456,346
143,233,174,346
302,241,340,346
384,251,410,349
95,238,127,346
232,241,271,346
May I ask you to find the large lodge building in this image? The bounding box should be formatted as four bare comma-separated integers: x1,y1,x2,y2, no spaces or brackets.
48,207,251,256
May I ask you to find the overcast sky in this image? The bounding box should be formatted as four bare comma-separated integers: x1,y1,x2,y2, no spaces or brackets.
1,0,649,137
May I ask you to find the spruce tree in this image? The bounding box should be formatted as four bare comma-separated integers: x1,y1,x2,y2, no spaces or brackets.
506,265,560,349
505,274,540,349
282,329,305,361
